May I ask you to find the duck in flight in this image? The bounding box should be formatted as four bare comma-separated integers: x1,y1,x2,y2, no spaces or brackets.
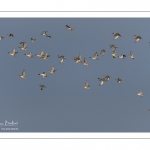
0,36,4,40
39,84,46,90
8,49,18,57
66,25,74,30
42,53,50,60
74,53,82,63
115,78,122,84
90,52,99,60
31,38,36,42
98,78,105,86
58,55,66,63
83,80,90,89
129,51,135,59
118,54,126,59
134,35,142,43
100,49,106,56
18,70,26,79
81,58,89,66
135,91,143,97
35,51,44,58
38,72,48,79
48,66,57,74
24,52,33,58
7,33,14,38
112,32,122,40
41,31,48,35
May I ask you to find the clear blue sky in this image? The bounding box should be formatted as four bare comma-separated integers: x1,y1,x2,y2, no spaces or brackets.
0,18,150,132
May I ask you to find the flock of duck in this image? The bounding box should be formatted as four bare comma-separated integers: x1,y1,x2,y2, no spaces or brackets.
0,25,146,99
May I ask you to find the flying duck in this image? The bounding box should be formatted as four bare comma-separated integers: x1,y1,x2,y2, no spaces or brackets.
100,49,106,56
46,34,51,38
31,38,36,42
7,33,14,38
118,54,126,59
38,72,48,79
89,52,99,60
135,91,143,97
74,53,82,63
134,35,142,42
83,80,90,89
98,78,105,86
66,25,74,30
18,70,26,79
48,66,57,74
41,31,48,35
115,78,122,83
110,48,118,58
39,84,46,90
24,52,33,58
42,53,50,60
35,51,44,58
58,55,66,63
19,42,27,50
81,58,89,66
8,49,18,56
129,51,135,59
103,75,111,82
110,44,118,49
112,33,122,40
0,36,4,40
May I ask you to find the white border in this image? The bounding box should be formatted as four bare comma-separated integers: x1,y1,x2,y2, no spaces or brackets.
0,133,150,138
1,12,150,18
0,0,150,12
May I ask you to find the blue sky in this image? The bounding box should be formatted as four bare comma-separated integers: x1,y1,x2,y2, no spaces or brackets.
0,18,150,132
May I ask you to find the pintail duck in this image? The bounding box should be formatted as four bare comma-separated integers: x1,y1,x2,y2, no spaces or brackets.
134,35,142,42
58,55,66,63
110,48,118,58
135,91,143,97
0,36,4,40
7,33,14,38
74,57,80,63
48,66,57,74
19,42,27,51
46,34,51,38
81,58,89,66
90,52,99,60
19,42,27,46
39,84,46,90
83,80,90,89
118,54,126,59
98,78,105,86
38,72,48,79
110,44,118,49
115,78,122,83
18,70,26,79
42,53,50,60
129,51,135,59
35,51,44,58
31,38,36,42
8,49,18,56
24,52,33,58
112,33,122,40
103,75,111,82
41,31,48,35
74,53,82,63
66,25,74,30
100,49,106,56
